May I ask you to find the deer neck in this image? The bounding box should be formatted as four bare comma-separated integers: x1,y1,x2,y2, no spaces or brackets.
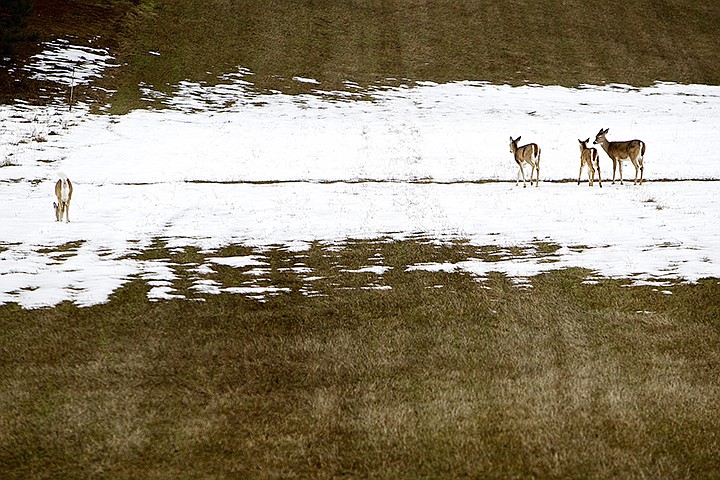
598,138,612,155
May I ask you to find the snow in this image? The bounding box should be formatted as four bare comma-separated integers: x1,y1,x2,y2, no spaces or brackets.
2,41,720,308
22,38,116,86
209,256,267,268
293,76,320,84
342,266,393,275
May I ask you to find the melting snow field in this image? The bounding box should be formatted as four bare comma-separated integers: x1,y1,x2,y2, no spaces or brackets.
2,45,720,308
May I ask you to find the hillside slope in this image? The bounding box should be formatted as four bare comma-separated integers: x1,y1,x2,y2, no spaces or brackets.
2,0,720,109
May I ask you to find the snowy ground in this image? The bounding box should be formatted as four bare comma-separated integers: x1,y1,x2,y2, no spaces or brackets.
2,41,720,308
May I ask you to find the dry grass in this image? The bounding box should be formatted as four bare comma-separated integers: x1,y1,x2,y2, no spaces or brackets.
3,2,720,476
0,0,138,105
101,0,720,112
1,241,719,478
5,0,720,110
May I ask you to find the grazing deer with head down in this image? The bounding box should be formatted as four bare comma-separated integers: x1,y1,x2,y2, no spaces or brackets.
509,136,540,187
594,128,645,185
54,172,73,223
578,138,602,187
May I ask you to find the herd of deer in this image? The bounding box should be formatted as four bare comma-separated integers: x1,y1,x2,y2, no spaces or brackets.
50,128,645,223
510,127,646,188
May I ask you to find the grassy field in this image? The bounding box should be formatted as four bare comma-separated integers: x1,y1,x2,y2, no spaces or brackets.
106,0,720,112
1,240,719,478
3,0,720,478
2,240,720,478
4,0,720,109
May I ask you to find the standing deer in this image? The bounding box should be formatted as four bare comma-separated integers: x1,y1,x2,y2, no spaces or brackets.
509,136,541,187
593,128,645,185
54,172,73,223
578,138,602,187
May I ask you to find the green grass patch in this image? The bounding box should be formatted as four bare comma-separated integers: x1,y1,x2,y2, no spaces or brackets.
1,240,719,478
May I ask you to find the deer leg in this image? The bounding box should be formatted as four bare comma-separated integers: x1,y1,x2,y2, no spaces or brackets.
588,165,594,186
529,163,536,187
619,161,624,185
516,163,521,187
612,160,617,185
65,201,70,223
517,164,521,187
633,160,639,185
640,160,644,185
578,163,583,185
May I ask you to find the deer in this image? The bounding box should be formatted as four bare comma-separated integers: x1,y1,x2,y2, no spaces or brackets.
593,128,645,185
54,172,73,223
578,138,602,187
509,136,541,187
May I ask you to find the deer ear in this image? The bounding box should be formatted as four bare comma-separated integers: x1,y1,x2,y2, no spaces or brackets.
516,136,521,142
585,138,590,143
604,128,609,134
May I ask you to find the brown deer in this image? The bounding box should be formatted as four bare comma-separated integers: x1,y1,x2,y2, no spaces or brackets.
578,138,602,187
54,172,73,223
509,136,541,187
593,128,645,185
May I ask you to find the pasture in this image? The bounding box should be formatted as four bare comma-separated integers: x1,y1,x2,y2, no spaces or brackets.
1,0,720,477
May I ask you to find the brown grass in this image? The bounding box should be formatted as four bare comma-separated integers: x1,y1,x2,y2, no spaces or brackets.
3,2,720,476
1,241,719,478
0,0,138,105
4,0,720,110
101,0,720,112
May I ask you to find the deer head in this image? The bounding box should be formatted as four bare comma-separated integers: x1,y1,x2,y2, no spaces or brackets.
578,138,590,153
594,128,609,145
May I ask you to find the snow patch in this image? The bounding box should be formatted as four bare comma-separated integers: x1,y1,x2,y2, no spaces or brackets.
2,76,720,308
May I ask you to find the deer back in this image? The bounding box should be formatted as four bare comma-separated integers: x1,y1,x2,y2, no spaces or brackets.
606,139,644,161
55,178,73,203
581,145,599,163
514,143,539,164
